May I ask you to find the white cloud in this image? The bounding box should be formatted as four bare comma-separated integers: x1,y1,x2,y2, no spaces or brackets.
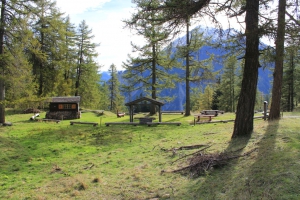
55,0,111,15
55,0,142,71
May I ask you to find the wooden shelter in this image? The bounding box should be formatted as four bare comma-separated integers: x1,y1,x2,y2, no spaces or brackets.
45,96,81,120
125,97,165,122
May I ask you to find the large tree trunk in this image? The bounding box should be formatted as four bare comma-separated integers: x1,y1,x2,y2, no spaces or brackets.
232,0,260,138
0,0,6,124
150,43,157,115
269,0,286,120
185,18,191,116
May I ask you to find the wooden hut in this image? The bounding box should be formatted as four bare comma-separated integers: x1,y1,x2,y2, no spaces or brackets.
45,96,81,120
125,97,164,123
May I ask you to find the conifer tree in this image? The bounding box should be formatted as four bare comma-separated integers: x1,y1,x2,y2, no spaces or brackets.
269,0,287,120
108,64,124,112
123,0,176,114
29,0,67,97
74,20,98,97
175,27,216,115
218,55,240,112
0,0,37,123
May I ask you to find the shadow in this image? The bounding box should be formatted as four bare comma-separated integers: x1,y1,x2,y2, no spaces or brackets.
176,119,300,199
174,126,253,199
244,120,299,199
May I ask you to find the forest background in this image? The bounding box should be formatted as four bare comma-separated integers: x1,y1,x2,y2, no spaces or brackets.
0,0,299,131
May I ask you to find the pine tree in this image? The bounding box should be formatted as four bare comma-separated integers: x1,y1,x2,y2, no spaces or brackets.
0,0,37,123
74,20,99,97
269,0,287,120
108,64,124,112
218,55,240,112
29,0,67,97
175,27,216,115
123,0,176,114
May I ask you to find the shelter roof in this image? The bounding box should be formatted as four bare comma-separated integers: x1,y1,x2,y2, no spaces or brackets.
125,97,164,106
48,96,81,103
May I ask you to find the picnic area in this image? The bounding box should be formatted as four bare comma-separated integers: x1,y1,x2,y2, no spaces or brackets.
1,108,300,200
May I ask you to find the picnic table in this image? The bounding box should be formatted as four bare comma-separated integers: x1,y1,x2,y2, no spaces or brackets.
201,110,219,116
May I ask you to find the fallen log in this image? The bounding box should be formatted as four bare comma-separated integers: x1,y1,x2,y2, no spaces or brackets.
30,113,40,120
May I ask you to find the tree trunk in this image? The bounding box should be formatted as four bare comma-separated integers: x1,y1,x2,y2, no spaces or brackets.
150,43,157,115
0,0,6,124
232,0,260,138
185,18,191,116
269,0,286,120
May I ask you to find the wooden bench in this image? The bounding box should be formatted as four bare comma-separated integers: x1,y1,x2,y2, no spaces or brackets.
117,110,125,118
70,121,98,126
147,122,181,126
194,115,215,122
161,111,184,114
105,122,139,126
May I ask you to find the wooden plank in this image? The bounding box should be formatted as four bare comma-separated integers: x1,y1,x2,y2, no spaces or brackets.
147,122,181,126
42,119,61,123
105,122,139,126
70,121,98,126
161,111,184,114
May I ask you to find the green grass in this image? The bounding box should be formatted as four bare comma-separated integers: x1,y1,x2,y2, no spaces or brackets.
0,110,300,199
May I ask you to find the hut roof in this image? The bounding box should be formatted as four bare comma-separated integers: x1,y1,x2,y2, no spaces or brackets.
125,97,164,106
49,96,81,103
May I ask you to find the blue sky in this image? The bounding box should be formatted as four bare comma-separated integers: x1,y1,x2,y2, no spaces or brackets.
55,0,266,72
55,0,143,72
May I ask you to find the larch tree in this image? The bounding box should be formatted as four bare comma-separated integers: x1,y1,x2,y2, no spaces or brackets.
232,0,260,137
268,0,287,120
29,0,67,97
123,0,176,115
74,20,98,97
175,27,216,115
0,0,36,124
108,64,124,112
218,55,240,112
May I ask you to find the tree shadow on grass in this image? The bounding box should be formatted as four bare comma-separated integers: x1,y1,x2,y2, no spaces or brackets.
244,120,300,199
175,119,300,199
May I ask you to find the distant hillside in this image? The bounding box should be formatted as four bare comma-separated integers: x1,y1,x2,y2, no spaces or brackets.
100,29,273,111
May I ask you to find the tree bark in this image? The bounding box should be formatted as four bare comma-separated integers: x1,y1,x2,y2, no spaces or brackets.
269,0,286,120
0,0,6,124
185,18,191,116
232,0,260,138
150,43,157,115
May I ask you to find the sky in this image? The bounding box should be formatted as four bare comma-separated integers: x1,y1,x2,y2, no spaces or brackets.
55,0,248,72
55,0,144,72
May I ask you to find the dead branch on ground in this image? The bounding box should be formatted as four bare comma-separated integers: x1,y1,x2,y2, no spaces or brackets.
162,148,257,177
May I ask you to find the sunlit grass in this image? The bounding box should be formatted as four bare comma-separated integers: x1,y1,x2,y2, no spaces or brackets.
0,110,299,199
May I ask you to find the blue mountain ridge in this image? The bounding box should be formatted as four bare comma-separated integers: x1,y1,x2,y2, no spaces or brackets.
101,31,273,111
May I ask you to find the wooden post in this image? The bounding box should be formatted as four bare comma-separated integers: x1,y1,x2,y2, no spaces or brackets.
158,105,162,122
263,101,268,120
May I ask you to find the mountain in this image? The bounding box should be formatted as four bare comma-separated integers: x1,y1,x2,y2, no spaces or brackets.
100,29,273,111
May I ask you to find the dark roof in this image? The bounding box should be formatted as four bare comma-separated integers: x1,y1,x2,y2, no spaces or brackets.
49,96,81,103
125,97,164,106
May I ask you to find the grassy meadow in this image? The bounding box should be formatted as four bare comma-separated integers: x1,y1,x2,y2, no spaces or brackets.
1,109,300,200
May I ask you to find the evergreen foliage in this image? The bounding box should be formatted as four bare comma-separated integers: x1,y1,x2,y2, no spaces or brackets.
108,64,124,112
123,0,177,114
